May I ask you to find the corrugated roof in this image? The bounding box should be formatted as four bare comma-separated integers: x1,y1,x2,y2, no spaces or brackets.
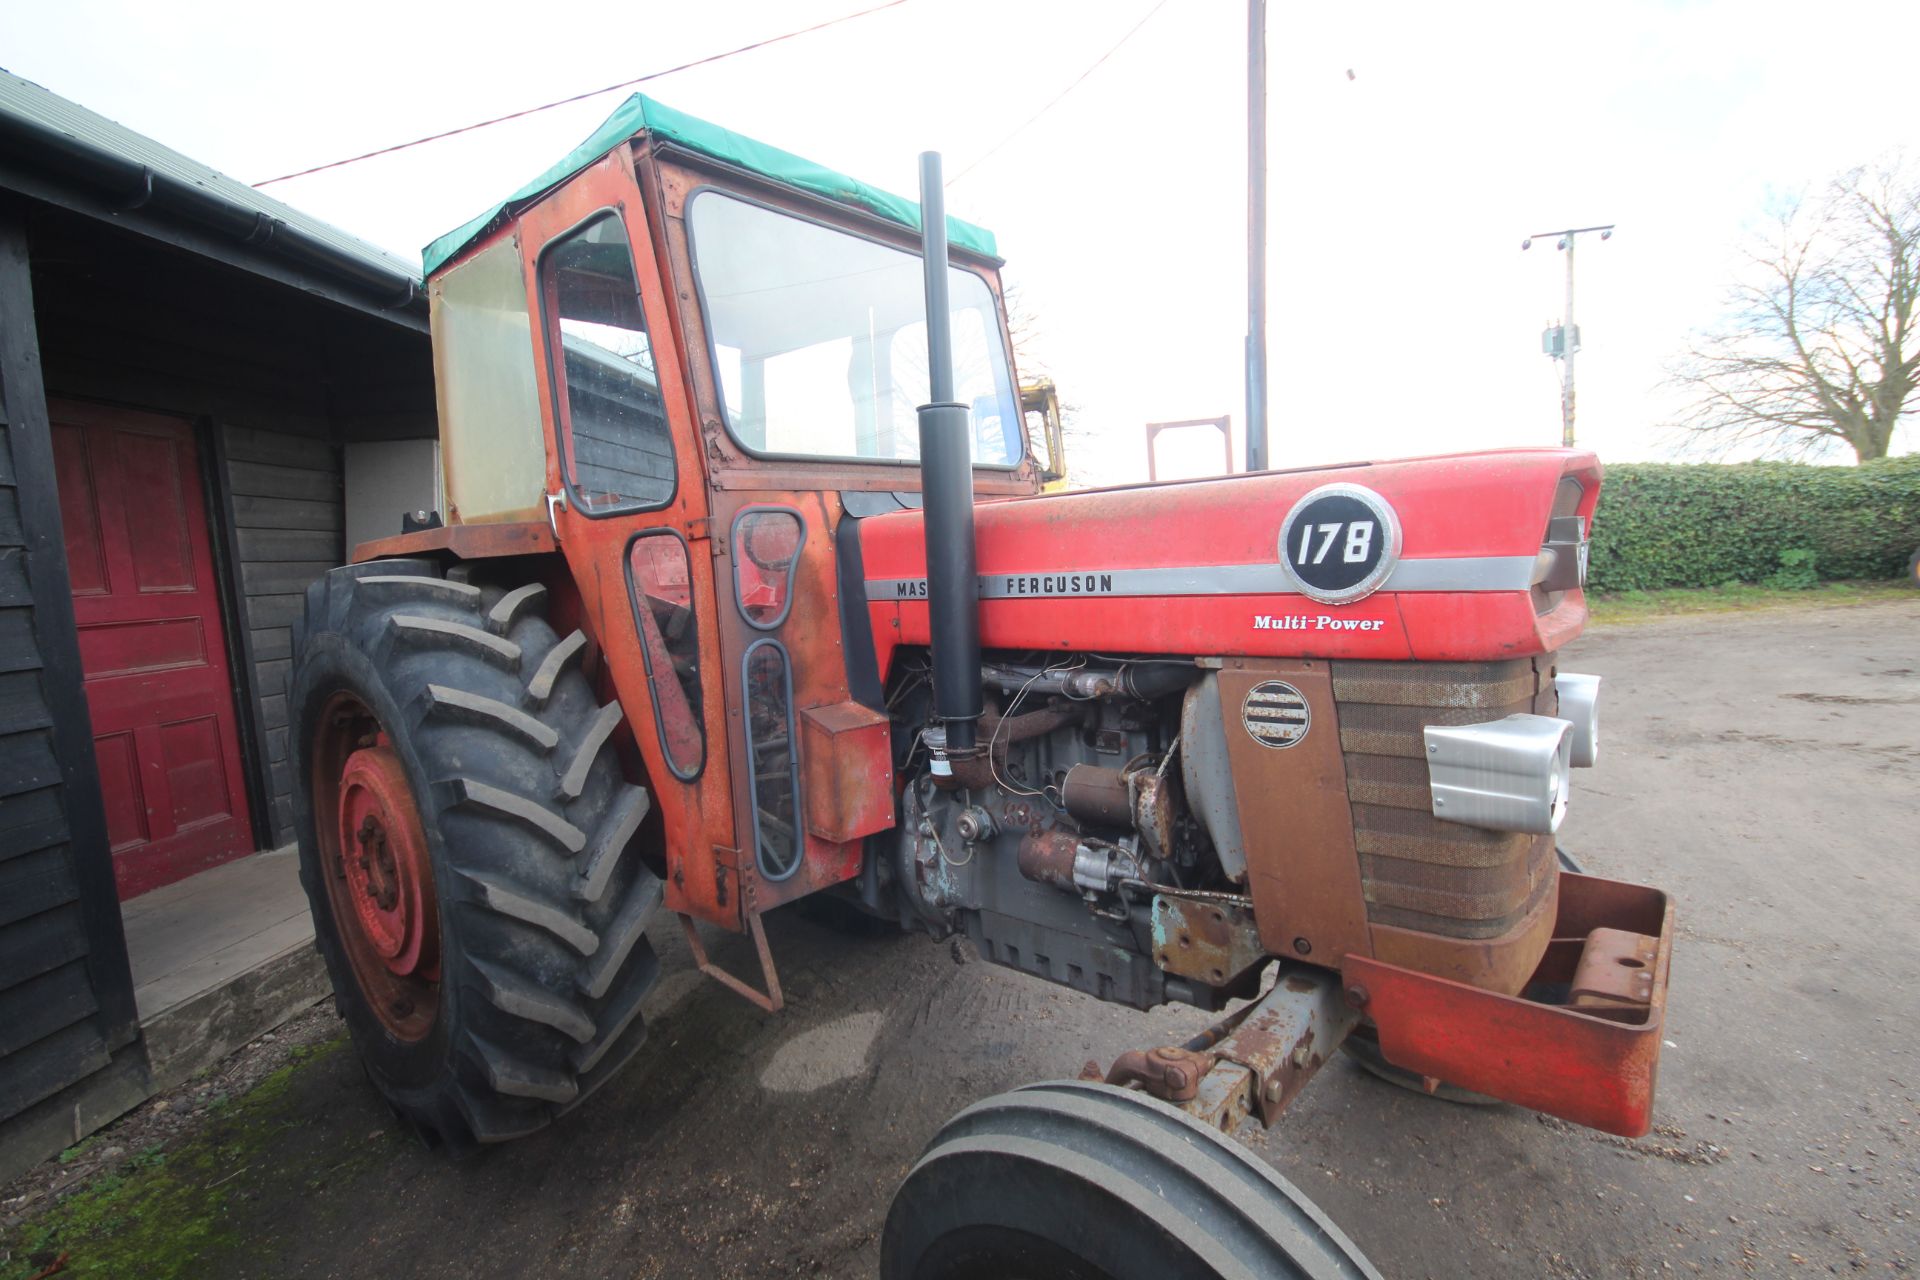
0,68,424,308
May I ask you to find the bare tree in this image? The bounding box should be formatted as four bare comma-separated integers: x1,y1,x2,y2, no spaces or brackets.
1001,282,1091,463
1671,159,1919,462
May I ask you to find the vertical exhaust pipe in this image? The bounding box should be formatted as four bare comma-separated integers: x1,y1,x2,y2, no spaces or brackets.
915,152,982,757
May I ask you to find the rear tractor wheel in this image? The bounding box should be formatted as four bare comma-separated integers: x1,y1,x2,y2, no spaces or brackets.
882,1081,1380,1280
290,560,662,1149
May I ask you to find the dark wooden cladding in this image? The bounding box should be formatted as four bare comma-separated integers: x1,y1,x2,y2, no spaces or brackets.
0,960,97,1058
223,420,341,844
0,207,141,1137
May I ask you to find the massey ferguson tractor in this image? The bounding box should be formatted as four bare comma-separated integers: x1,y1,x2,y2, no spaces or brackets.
291,94,1675,1277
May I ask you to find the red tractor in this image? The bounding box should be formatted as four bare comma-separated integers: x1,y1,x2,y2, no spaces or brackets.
292,95,1673,1277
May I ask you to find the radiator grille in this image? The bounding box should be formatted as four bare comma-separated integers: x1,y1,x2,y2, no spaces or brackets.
1332,658,1558,940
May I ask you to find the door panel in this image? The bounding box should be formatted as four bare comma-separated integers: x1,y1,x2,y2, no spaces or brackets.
712,489,877,913
51,400,255,899
513,149,741,928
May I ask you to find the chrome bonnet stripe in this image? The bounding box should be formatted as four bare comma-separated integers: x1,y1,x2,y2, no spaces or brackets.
864,555,1538,602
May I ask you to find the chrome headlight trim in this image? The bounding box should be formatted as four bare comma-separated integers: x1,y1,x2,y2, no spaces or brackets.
1425,713,1573,835
1555,672,1601,767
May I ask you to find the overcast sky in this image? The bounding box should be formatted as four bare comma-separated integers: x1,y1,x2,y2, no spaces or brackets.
4,0,1915,484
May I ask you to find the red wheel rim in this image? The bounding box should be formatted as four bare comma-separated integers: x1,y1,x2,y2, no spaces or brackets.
338,746,439,980
312,694,440,1042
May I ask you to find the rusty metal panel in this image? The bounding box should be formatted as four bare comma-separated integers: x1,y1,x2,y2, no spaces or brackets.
1216,659,1373,966
1149,895,1265,987
351,519,556,565
1568,926,1659,1016
799,700,895,844
1366,871,1558,993
1213,967,1360,1125
1343,871,1674,1138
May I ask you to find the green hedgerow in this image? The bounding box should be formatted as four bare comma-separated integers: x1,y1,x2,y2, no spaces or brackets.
1587,456,1920,592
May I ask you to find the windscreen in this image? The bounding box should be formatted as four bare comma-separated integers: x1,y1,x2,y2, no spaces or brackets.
688,191,1021,466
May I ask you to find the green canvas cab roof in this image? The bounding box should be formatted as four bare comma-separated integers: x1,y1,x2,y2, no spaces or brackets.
422,94,997,277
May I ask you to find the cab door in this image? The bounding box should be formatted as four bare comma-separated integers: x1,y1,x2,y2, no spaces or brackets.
515,150,740,928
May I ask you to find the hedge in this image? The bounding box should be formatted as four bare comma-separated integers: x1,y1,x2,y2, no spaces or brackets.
1586,455,1920,592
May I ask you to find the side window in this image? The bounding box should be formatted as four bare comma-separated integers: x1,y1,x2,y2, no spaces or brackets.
430,235,546,522
540,213,674,513
743,639,801,880
626,531,705,780
731,508,804,630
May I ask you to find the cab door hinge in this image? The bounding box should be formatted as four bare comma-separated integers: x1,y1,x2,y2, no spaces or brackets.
684,515,713,543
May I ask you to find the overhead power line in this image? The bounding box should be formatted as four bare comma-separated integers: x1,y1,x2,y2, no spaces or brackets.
947,0,1173,186
252,0,914,188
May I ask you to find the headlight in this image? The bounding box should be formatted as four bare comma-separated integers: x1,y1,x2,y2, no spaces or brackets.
1555,672,1601,767
1425,713,1574,835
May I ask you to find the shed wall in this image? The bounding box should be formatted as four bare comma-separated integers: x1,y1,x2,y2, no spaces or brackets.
28,209,434,847
0,210,148,1179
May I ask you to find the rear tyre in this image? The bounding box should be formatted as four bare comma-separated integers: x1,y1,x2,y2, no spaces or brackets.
881,1080,1380,1280
291,560,662,1150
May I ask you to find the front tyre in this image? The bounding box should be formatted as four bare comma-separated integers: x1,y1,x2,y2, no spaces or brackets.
291,561,661,1149
882,1081,1380,1280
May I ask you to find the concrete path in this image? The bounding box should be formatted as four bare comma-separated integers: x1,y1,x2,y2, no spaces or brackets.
124,846,325,1090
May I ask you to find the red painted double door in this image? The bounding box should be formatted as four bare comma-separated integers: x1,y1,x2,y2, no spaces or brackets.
51,400,254,899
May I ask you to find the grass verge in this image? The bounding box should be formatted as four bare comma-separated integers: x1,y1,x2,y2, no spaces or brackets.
0,1039,350,1280
1588,579,1910,625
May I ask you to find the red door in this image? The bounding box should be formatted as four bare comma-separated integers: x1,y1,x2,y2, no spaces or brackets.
51,400,255,899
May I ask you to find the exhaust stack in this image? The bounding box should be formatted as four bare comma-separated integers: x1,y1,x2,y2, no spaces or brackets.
915,151,982,756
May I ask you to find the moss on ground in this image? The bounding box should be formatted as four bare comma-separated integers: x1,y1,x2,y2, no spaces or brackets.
1,1038,351,1280
1587,578,1910,625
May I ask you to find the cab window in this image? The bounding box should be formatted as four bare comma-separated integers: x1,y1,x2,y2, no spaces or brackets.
688,191,1021,467
539,213,675,512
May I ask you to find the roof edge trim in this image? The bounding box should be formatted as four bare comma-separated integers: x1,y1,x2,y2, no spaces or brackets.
420,94,996,278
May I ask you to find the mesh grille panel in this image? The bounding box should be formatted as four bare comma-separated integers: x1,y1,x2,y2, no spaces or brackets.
1334,658,1558,939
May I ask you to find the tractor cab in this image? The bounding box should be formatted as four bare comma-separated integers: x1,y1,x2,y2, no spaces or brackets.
402,97,1042,948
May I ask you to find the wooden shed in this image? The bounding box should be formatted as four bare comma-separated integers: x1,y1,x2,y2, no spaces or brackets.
0,70,437,1177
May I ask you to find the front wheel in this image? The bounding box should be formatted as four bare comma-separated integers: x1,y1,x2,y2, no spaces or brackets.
291,560,662,1150
882,1081,1380,1280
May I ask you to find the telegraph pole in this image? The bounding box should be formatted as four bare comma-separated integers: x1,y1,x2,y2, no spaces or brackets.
1245,0,1269,472
1523,224,1612,448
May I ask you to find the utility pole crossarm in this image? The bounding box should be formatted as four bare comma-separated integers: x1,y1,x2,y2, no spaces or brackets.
1522,224,1614,448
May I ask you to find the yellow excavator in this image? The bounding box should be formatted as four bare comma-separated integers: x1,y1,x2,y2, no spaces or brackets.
1021,377,1069,492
